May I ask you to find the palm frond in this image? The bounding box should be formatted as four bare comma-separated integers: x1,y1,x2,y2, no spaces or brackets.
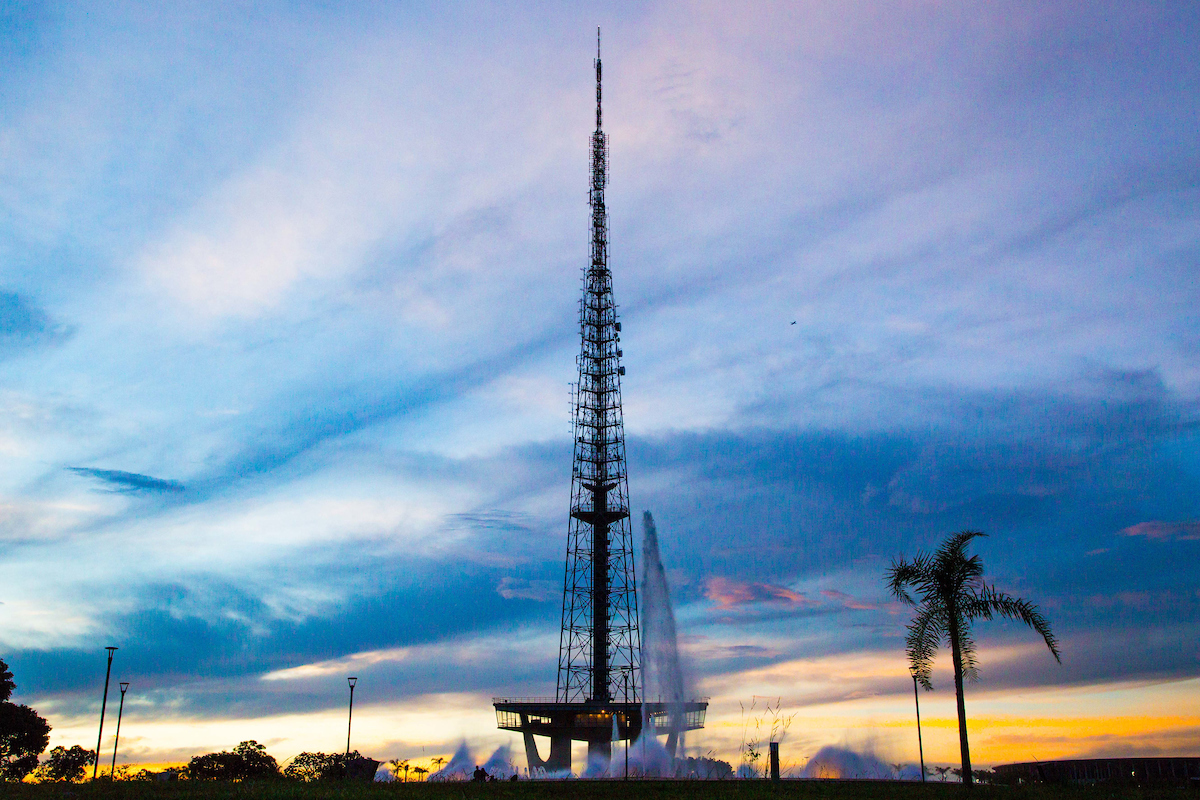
887,554,932,606
935,531,986,566
905,607,943,690
976,585,1062,663
961,553,985,583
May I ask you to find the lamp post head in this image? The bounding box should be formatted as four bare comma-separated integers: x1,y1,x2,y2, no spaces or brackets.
348,676,357,689
106,646,118,653
119,682,129,693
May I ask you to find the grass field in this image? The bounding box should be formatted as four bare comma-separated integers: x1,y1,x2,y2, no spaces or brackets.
5,781,1197,800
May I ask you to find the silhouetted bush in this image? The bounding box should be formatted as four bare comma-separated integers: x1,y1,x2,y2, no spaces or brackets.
285,752,333,782
186,740,279,780
284,751,377,782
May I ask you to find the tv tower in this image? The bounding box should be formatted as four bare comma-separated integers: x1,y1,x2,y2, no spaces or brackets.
493,31,705,774
556,26,640,709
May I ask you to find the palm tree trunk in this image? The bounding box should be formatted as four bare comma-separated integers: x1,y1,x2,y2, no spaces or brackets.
948,614,973,786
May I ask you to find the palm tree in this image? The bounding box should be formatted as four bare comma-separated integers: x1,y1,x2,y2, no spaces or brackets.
887,531,1060,786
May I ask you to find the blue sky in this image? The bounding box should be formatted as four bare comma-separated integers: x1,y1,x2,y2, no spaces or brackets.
1,0,1198,769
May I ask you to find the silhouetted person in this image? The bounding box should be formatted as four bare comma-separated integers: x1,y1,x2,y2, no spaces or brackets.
509,772,518,781
472,765,488,782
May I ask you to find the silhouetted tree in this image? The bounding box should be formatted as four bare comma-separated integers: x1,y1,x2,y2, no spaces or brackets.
0,658,50,783
231,741,279,777
285,752,332,782
888,531,1060,786
0,702,51,782
186,740,279,780
387,758,410,781
0,659,13,702
34,745,96,782
284,750,365,782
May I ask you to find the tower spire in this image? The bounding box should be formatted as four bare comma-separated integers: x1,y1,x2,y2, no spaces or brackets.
595,27,602,131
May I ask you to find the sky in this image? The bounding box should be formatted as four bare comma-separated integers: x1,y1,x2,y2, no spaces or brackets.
1,0,1199,773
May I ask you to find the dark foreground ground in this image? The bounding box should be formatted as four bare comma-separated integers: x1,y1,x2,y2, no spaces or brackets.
7,781,1198,800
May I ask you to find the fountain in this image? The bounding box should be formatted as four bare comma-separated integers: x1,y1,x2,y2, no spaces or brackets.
639,511,689,760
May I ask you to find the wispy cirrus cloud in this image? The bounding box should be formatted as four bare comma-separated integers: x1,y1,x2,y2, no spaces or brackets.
1119,521,1200,542
496,577,557,602
820,589,880,611
67,467,184,495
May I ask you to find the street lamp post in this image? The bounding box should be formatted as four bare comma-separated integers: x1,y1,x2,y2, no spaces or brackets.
346,677,358,758
93,647,118,781
110,682,129,778
913,673,926,782
623,673,629,780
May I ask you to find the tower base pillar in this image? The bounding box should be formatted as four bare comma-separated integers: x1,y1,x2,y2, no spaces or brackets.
523,730,572,773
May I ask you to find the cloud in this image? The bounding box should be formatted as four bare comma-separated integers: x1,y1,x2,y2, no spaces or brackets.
705,577,813,609
1118,521,1200,542
820,589,879,611
495,577,557,602
0,292,69,355
66,467,184,495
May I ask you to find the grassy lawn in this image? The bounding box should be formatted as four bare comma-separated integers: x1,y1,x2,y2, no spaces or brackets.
5,781,1197,800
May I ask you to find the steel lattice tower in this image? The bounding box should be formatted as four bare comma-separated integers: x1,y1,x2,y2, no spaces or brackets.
492,35,704,773
556,31,641,706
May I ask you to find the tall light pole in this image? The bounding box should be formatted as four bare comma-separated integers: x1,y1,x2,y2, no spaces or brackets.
913,673,926,782
110,682,129,778
346,677,357,758
623,673,629,780
93,646,117,780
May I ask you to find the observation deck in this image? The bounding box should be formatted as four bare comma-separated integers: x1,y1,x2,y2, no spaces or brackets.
492,698,708,772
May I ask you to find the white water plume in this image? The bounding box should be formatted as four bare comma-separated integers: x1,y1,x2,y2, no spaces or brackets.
640,511,689,767
482,744,518,778
428,740,473,780
427,741,516,781
800,745,921,780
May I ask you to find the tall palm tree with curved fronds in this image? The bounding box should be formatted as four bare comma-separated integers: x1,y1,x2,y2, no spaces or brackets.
887,531,1060,786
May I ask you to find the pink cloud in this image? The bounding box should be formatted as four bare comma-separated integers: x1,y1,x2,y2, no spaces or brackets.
705,577,813,609
1118,521,1200,541
820,589,878,610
